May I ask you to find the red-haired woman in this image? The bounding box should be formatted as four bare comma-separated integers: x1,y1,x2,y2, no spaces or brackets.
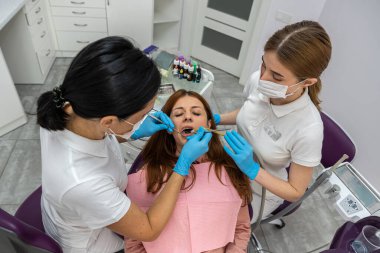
125,90,252,253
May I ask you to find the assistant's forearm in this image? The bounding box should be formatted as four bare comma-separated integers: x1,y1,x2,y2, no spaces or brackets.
220,109,240,125
254,169,306,202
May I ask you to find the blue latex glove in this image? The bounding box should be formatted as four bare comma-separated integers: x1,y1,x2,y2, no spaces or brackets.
223,130,260,180
131,111,174,140
173,127,212,176
213,113,221,125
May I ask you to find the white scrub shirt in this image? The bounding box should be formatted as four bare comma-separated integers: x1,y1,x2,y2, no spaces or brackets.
40,128,131,253
236,70,323,222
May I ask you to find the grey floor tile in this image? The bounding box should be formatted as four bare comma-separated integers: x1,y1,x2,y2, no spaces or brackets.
0,123,23,140
0,204,19,215
261,190,345,253
208,94,220,114
18,116,40,140
0,140,16,176
215,97,244,113
0,140,41,205
53,57,73,66
212,86,244,98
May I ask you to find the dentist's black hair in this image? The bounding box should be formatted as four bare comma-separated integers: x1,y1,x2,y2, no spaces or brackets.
37,36,161,131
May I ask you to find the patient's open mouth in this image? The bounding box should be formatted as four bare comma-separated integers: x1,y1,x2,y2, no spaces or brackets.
181,127,195,137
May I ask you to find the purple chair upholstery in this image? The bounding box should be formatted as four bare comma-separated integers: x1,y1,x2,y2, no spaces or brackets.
321,216,380,253
15,186,44,232
320,111,356,167
0,208,62,253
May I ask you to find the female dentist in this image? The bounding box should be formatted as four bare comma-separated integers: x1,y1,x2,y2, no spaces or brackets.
37,36,212,253
217,20,332,222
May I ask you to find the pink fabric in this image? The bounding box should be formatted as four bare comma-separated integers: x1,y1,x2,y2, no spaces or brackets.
125,162,247,253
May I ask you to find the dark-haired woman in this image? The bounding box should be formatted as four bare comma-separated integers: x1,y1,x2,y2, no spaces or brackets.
215,20,332,222
37,36,212,253
125,90,252,253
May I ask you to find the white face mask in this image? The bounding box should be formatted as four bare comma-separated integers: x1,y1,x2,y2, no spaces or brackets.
108,114,147,141
258,79,305,99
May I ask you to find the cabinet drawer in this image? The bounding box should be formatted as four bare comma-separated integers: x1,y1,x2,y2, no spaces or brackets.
31,26,51,51
56,31,107,51
51,7,106,18
36,42,55,75
26,0,45,26
25,0,40,13
49,0,105,8
53,17,107,32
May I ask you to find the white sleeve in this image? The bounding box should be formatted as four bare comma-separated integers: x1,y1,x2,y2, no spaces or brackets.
243,70,260,99
291,123,323,167
62,177,131,229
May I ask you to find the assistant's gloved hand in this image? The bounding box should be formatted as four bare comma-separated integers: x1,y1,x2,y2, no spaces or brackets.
131,111,174,140
213,113,221,125
223,130,260,180
173,127,212,176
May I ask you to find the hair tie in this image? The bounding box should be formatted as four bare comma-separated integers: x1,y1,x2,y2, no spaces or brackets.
52,86,66,108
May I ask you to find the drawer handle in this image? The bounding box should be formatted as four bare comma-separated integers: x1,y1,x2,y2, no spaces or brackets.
76,40,90,44
45,49,51,56
72,11,86,15
40,31,46,38
74,23,88,27
37,17,43,24
70,1,85,4
35,7,41,14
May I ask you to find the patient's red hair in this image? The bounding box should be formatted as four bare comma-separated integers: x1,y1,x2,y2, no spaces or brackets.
140,89,252,205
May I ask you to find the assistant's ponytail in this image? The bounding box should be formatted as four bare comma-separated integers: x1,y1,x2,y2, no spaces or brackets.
37,89,68,131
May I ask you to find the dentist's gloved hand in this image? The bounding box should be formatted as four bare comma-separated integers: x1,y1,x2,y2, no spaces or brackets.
213,113,221,125
173,127,212,176
223,130,260,180
131,111,174,140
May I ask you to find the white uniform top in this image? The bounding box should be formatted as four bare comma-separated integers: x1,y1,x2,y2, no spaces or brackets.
236,70,323,221
40,128,131,253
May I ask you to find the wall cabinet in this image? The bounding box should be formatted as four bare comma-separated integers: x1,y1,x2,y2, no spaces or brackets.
0,0,55,84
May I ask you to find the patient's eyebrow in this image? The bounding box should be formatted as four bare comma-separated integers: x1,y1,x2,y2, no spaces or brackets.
173,106,203,111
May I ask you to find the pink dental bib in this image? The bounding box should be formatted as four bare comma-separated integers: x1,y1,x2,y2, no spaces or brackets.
126,162,242,253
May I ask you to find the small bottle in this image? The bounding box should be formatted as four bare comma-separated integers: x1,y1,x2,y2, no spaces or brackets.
183,61,189,79
196,65,202,83
179,68,184,79
173,57,179,69
187,64,194,81
172,65,179,77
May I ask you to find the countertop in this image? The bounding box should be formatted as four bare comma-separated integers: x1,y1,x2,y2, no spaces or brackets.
0,0,26,30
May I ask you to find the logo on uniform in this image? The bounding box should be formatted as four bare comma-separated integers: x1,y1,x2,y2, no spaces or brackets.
264,125,281,141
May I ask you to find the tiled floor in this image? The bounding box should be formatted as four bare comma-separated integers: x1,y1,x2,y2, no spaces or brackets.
0,58,346,253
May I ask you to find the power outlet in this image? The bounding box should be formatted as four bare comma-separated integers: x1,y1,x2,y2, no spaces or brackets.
275,10,292,24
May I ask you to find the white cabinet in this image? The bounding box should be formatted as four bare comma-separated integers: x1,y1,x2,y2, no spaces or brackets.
106,0,153,49
0,48,27,136
48,0,108,57
0,0,55,84
48,0,183,56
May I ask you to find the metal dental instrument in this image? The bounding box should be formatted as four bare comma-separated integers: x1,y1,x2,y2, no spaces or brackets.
147,113,182,135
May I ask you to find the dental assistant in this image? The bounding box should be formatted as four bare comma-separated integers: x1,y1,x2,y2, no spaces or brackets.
218,21,332,221
37,36,212,253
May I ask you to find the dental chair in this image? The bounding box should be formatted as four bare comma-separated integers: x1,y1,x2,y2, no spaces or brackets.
0,186,63,253
249,111,357,252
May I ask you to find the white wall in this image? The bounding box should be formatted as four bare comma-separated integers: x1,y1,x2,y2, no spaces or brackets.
318,0,380,191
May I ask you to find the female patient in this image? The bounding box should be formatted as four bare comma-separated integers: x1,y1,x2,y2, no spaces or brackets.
125,90,252,253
